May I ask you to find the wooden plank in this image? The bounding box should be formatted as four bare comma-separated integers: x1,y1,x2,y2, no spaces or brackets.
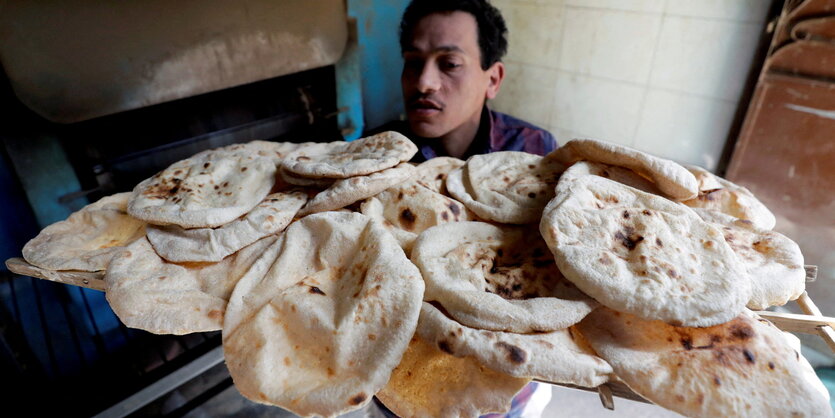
755,311,835,333
4,257,105,291
795,292,835,354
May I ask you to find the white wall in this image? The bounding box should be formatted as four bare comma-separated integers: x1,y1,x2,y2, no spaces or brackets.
490,0,771,171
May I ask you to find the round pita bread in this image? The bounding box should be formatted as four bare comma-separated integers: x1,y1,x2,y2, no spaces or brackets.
128,141,280,228
278,166,336,188
446,152,564,224
540,171,751,327
360,181,473,254
547,138,698,200
23,193,146,271
692,209,805,310
222,212,424,417
417,303,612,387
559,161,662,195
281,131,418,179
146,191,308,262
682,165,776,230
297,163,416,216
576,307,832,418
412,221,597,332
376,335,531,418
414,156,465,195
105,235,276,334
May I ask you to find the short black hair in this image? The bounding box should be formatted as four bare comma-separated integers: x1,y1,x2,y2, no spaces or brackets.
399,0,508,70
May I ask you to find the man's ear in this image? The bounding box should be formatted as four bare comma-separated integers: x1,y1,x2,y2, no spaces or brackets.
485,61,505,100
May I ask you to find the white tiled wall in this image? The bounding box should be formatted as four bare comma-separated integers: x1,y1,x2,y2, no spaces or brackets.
490,0,770,171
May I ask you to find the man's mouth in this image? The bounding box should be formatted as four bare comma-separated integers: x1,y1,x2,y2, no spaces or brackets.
409,98,443,116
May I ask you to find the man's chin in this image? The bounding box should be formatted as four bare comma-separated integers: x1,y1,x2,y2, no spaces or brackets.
408,119,448,139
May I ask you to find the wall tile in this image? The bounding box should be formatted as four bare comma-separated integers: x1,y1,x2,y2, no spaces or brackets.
550,72,644,147
560,8,662,83
665,0,771,24
491,61,557,128
565,0,664,13
633,89,736,171
649,17,762,101
496,1,563,68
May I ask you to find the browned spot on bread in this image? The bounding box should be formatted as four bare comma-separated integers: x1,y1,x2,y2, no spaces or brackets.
368,334,377,341
284,357,291,366
437,340,453,354
622,210,630,219
713,376,721,386
441,212,449,221
297,156,311,161
730,324,755,340
675,395,685,402
309,286,326,295
349,393,367,405
656,238,663,247
696,394,704,405
528,192,536,198
495,342,527,364
743,349,756,364
399,208,417,231
208,310,222,320
703,240,714,249
599,253,613,265
241,166,248,172
615,227,644,250
768,361,775,370
157,276,167,280
436,173,445,180
699,188,722,201
681,336,693,350
397,191,404,201
327,367,335,377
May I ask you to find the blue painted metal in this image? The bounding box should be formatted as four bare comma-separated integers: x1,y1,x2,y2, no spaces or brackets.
337,0,410,140
335,17,365,141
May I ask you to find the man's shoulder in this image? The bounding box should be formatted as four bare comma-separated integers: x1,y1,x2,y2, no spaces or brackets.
489,110,557,156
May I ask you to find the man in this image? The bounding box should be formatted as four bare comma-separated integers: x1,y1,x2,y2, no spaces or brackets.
372,1,555,416
397,0,556,162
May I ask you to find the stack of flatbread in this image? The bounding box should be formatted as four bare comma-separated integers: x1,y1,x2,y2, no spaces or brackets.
10,134,831,418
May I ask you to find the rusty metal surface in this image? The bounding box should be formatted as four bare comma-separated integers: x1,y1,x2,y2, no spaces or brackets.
0,0,348,123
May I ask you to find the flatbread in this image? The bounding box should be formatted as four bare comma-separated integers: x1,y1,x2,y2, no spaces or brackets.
692,209,805,310
360,181,472,254
128,141,280,228
559,161,662,195
222,212,424,417
281,131,418,179
414,156,465,195
576,307,832,418
446,152,564,224
681,165,776,230
298,163,415,216
104,235,276,334
412,221,597,332
278,166,336,188
547,138,698,200
540,171,751,327
417,303,612,387
146,191,307,262
376,335,531,418
23,193,146,271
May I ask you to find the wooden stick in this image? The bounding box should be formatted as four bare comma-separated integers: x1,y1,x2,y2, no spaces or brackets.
4,257,105,291
796,292,835,354
597,384,615,410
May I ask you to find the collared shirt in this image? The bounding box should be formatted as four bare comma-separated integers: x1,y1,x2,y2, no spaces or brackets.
409,106,557,161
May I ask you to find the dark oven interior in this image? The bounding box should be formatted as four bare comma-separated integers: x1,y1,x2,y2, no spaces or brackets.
0,65,341,417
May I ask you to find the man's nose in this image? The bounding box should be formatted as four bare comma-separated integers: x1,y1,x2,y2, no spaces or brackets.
417,62,441,94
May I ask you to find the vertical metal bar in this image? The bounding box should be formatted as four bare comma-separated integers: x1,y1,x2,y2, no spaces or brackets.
79,287,107,358
57,286,88,368
30,277,58,375
8,275,21,323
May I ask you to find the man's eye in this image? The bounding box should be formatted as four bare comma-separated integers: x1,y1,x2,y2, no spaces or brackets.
441,61,462,70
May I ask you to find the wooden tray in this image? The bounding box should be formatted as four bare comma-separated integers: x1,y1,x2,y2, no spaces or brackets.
6,257,832,411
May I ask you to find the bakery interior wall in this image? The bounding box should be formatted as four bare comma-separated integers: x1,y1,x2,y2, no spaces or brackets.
489,0,772,173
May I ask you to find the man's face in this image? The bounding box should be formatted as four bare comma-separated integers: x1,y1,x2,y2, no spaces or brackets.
401,11,502,139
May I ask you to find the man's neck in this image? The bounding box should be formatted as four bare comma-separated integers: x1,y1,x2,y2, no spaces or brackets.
440,106,485,159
